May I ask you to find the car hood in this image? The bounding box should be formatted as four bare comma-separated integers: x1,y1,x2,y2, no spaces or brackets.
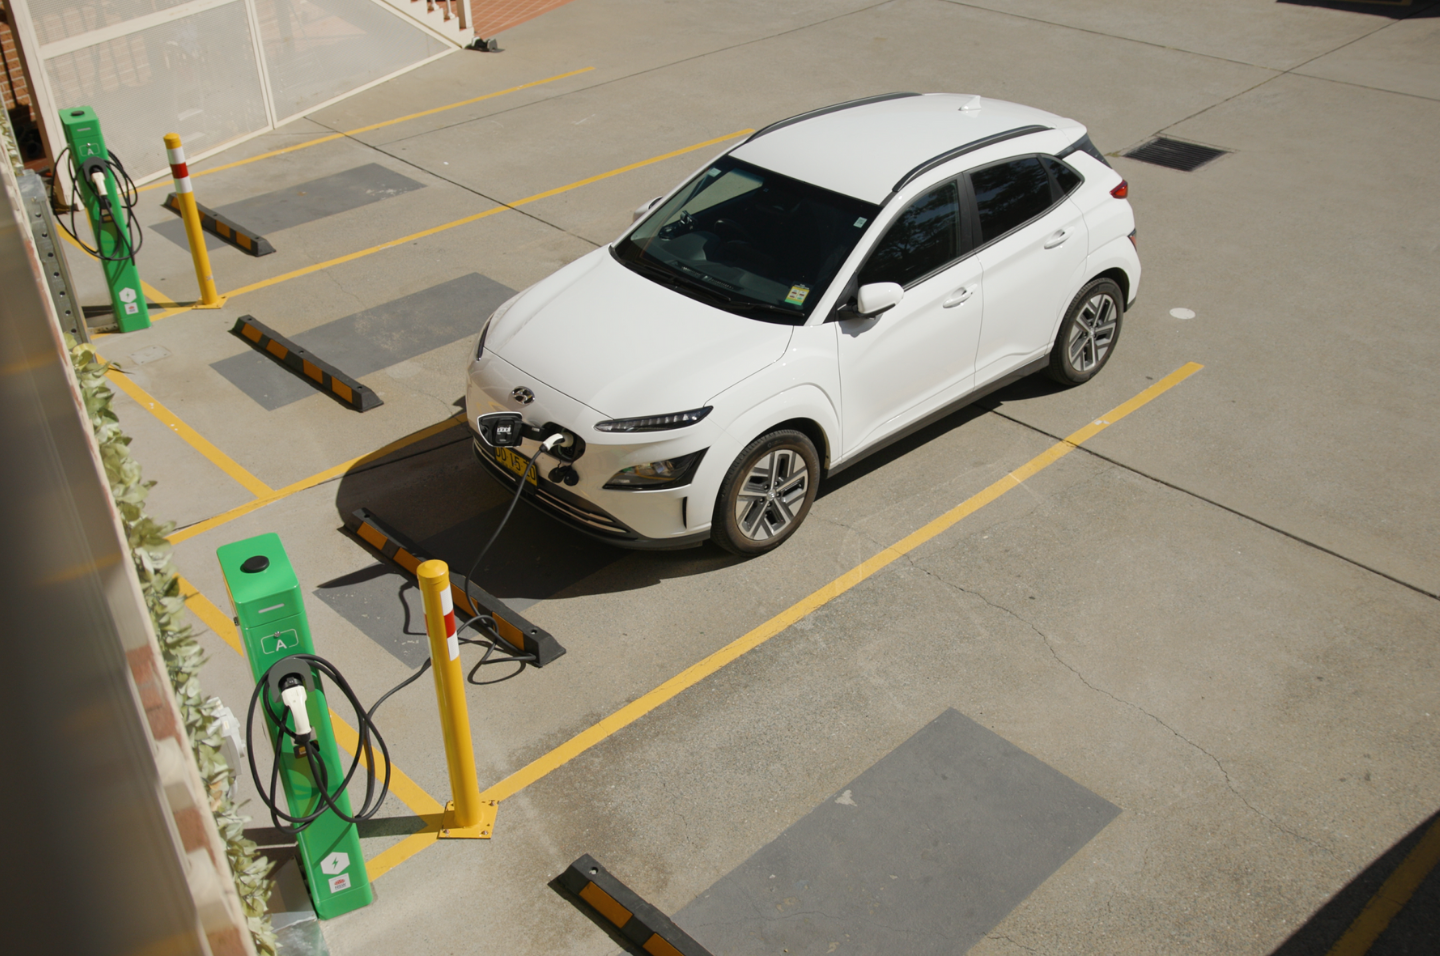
489,249,794,417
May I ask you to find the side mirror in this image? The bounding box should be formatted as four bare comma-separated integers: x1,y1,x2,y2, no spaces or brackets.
632,196,662,223
855,282,904,317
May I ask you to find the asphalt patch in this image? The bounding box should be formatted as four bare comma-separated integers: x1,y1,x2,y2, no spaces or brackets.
152,163,425,250
211,272,514,410
676,708,1120,955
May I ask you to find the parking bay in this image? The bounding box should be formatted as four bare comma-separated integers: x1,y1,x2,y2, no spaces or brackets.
91,1,1440,953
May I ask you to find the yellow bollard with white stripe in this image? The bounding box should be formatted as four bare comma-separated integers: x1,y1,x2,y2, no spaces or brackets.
163,133,225,308
417,559,495,838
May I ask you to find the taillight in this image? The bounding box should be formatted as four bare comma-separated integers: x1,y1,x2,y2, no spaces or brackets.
1111,180,1129,199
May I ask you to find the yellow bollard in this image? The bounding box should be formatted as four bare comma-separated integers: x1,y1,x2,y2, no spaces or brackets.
163,133,225,309
417,559,495,838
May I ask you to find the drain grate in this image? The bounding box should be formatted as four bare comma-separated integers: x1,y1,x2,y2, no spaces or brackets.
1123,137,1228,172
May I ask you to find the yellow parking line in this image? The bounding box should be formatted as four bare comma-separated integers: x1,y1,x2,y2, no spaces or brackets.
506,130,755,209
136,67,596,192
179,578,448,881
1326,815,1440,956
167,413,466,545
105,367,273,498
478,363,1205,804
141,279,181,310
53,230,197,332
221,129,752,301
362,827,443,881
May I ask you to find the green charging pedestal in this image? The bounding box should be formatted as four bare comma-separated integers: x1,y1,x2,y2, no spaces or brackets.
57,107,150,332
217,533,373,919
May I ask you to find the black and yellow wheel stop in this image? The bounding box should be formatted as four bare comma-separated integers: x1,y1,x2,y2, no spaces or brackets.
229,315,382,412
344,507,566,666
163,192,276,256
555,854,713,956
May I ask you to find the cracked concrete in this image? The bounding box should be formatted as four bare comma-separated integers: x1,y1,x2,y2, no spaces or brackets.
77,0,1440,952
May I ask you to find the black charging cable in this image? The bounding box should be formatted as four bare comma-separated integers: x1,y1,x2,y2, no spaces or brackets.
245,654,391,835
53,147,145,263
362,441,556,724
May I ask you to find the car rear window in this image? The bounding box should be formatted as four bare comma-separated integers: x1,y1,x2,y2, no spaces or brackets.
1043,156,1083,196
971,157,1055,243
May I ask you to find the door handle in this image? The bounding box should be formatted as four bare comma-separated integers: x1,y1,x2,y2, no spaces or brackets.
943,285,975,308
1043,228,1072,249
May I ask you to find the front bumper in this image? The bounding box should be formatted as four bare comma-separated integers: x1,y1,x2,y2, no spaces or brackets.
471,439,711,549
466,353,731,549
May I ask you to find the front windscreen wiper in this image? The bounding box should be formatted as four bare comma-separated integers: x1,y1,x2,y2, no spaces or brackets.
724,300,801,320
624,255,732,305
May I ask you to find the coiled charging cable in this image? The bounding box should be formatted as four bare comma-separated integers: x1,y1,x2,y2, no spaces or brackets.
53,147,145,264
246,654,391,835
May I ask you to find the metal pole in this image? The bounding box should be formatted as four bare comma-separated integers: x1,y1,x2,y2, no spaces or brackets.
163,133,224,309
417,559,487,834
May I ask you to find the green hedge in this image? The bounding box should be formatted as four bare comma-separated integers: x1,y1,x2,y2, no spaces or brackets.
69,337,278,956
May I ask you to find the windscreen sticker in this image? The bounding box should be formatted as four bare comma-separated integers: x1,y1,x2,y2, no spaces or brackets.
785,284,810,306
853,217,868,228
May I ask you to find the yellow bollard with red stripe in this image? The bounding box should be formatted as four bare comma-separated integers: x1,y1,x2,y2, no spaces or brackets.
417,559,496,838
163,133,225,308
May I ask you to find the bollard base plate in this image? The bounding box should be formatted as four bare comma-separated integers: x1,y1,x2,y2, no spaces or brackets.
439,799,497,839
191,295,229,310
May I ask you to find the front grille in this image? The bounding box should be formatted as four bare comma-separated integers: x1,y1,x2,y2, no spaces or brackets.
474,439,634,538
1123,137,1228,172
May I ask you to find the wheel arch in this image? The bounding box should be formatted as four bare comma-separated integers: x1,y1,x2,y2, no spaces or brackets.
718,384,840,478
1094,266,1130,305
770,417,832,474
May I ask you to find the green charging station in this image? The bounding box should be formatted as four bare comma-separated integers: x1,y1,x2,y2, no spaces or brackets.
217,533,373,919
58,107,150,332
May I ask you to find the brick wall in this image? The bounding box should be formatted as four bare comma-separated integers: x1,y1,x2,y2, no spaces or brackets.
2,13,33,113
469,0,577,39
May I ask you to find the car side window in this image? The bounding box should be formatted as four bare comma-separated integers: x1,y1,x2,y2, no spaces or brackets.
970,157,1056,243
859,180,961,288
1042,156,1082,196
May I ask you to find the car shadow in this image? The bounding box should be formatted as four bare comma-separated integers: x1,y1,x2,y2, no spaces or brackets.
1277,0,1439,18
329,413,744,610
820,373,1067,497
329,373,1065,609
1269,807,1440,953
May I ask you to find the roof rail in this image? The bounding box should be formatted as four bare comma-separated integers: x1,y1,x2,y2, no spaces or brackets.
744,92,922,143
884,124,1052,203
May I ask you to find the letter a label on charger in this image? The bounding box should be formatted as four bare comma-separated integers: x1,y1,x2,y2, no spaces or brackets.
261,629,299,655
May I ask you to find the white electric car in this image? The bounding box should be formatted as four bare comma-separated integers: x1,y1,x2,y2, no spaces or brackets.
465,93,1139,554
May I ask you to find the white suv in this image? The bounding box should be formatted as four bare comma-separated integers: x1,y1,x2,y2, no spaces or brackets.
465,93,1139,554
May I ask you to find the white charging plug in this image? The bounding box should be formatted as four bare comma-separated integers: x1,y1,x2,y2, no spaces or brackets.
89,169,109,202
279,683,313,738
540,432,567,454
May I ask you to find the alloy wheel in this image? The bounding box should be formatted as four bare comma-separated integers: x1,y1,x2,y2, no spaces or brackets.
734,448,810,542
1067,293,1118,373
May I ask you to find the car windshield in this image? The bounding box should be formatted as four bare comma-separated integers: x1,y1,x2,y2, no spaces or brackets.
614,156,880,323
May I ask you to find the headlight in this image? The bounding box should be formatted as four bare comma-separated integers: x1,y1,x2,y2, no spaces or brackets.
594,406,712,433
604,449,707,489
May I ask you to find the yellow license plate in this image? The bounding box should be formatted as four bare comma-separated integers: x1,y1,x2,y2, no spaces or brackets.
494,445,537,485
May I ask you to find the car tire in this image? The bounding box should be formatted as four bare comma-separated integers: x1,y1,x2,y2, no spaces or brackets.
711,429,820,555
1046,278,1124,385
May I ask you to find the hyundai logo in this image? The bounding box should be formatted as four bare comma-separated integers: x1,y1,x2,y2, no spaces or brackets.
511,386,535,406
